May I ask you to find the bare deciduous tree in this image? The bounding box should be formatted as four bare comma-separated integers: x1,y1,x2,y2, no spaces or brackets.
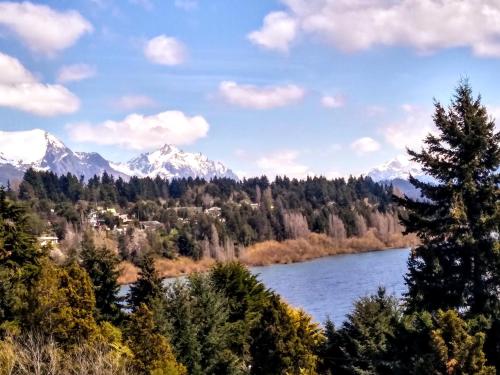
283,211,310,239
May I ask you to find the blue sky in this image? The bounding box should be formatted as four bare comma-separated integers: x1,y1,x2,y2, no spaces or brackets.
1,0,500,178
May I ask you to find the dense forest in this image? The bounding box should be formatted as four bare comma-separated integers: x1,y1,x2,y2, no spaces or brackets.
9,168,408,269
0,82,498,374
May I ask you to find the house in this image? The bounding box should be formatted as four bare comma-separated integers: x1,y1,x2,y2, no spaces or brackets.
38,235,59,247
105,208,118,216
87,210,107,228
88,211,99,227
118,213,132,223
140,221,164,230
205,207,222,217
174,206,203,214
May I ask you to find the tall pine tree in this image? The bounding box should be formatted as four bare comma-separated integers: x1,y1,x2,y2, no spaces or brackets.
80,231,123,322
127,252,165,310
398,81,499,317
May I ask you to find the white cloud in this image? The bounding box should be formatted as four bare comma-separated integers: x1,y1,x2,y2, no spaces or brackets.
219,81,304,109
248,11,297,52
68,110,209,150
174,0,198,11
382,103,500,151
144,35,186,65
0,1,92,56
487,105,500,132
350,137,381,154
112,95,157,111
257,150,311,179
57,64,96,83
381,106,435,150
251,0,500,57
321,94,345,109
0,52,79,116
0,52,35,84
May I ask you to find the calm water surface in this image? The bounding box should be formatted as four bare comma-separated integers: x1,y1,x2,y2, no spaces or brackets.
121,248,410,326
251,248,410,325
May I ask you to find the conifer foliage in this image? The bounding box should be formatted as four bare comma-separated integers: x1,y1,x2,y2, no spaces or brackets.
398,81,500,317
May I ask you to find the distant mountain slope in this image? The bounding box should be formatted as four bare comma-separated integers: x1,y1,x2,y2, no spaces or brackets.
0,129,238,185
111,144,238,180
368,155,423,181
368,156,431,200
0,129,127,185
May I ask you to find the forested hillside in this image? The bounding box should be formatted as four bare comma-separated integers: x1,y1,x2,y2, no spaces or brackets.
10,170,413,274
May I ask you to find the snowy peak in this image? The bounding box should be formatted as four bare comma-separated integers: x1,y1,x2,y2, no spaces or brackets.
0,129,125,184
0,128,66,166
0,130,238,185
115,143,238,180
368,155,423,182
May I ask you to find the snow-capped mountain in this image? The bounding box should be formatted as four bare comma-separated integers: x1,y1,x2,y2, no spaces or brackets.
368,155,433,200
368,155,423,182
0,129,126,185
112,144,238,180
0,129,237,185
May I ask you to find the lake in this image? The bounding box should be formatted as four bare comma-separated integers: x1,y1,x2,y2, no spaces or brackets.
251,248,410,325
121,248,410,326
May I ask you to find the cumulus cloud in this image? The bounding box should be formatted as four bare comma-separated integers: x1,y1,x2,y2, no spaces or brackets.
68,110,209,150
219,81,304,109
250,0,500,57
350,137,381,154
0,52,79,116
57,64,96,83
112,95,157,111
321,94,345,109
257,150,311,179
0,1,92,56
144,35,186,65
381,105,435,150
248,11,297,52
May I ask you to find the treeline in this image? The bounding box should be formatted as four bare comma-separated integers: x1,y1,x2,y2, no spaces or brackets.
14,169,403,261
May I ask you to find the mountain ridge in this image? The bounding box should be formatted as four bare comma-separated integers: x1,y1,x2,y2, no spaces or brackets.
0,129,237,185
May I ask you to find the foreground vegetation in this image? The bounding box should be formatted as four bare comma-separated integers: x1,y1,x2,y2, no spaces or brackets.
0,81,498,374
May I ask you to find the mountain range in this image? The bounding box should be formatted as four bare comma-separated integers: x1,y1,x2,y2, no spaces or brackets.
367,155,430,200
0,129,428,199
0,129,237,185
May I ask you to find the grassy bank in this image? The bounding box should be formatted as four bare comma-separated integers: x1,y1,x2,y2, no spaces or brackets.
118,231,418,284
240,231,418,266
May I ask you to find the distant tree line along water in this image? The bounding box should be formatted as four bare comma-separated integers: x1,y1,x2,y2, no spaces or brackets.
8,165,413,272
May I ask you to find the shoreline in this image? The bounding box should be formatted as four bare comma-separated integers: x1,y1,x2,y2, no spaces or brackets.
118,231,418,284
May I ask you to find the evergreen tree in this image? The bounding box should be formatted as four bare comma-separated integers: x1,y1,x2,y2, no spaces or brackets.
161,273,243,375
80,231,123,322
397,81,500,318
125,304,186,375
0,189,43,329
322,288,400,375
128,252,165,309
392,310,495,374
29,260,100,347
